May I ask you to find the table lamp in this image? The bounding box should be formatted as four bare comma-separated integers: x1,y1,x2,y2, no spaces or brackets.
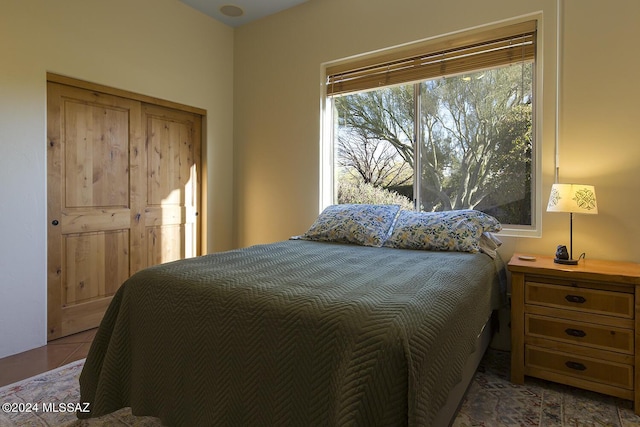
546,183,598,264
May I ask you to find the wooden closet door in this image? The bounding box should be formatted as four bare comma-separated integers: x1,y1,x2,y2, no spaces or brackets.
47,82,201,340
47,83,144,340
142,104,201,265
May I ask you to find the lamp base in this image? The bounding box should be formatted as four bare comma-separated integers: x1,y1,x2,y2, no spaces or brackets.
554,258,579,265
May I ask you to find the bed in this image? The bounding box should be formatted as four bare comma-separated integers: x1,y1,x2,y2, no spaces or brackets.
78,205,506,426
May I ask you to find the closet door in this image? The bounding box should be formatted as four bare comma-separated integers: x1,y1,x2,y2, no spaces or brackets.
47,81,201,340
142,104,201,265
47,83,143,340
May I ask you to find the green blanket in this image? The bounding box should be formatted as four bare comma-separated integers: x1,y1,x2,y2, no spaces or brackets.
79,240,504,426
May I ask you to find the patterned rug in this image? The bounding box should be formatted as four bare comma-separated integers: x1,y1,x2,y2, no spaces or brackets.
453,350,640,427
1,349,638,426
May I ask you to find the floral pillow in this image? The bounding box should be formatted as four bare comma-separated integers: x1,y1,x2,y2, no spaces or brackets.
383,209,502,253
299,204,401,247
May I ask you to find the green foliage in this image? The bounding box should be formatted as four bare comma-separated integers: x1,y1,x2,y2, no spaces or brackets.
337,180,414,210
334,63,533,225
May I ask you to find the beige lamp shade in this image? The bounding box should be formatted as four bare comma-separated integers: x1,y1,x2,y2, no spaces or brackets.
547,184,598,214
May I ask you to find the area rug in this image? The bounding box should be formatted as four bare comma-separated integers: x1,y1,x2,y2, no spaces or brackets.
1,349,639,426
0,359,159,427
453,350,640,427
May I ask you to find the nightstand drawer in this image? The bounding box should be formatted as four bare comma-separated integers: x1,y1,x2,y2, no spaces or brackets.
526,345,633,390
525,314,634,354
525,281,634,318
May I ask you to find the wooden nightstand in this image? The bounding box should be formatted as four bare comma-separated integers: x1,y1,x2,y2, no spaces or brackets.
508,254,640,414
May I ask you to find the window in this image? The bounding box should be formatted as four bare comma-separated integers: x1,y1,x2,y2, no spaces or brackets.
323,20,538,231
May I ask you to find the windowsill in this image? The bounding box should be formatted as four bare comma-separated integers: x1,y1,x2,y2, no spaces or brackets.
495,226,541,238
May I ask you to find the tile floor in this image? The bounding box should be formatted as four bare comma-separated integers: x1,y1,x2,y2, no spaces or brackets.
0,329,96,387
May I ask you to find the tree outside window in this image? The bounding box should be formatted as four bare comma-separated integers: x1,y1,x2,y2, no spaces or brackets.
327,22,536,227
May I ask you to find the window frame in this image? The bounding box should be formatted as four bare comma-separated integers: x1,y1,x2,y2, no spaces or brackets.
320,16,544,238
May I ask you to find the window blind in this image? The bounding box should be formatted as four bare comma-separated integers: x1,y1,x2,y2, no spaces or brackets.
326,20,536,96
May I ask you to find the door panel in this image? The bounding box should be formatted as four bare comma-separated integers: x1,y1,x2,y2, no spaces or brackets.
63,231,129,305
147,225,186,266
63,101,129,208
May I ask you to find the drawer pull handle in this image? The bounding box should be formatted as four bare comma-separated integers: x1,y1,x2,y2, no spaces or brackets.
565,361,587,371
565,328,586,338
565,294,586,304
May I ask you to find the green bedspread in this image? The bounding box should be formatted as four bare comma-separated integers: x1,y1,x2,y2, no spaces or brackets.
79,240,505,426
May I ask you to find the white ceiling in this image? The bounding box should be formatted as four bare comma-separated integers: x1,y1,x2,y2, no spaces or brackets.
180,0,309,27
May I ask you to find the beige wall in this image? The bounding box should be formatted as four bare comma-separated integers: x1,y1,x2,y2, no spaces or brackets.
0,0,234,358
1,0,638,359
234,0,640,264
